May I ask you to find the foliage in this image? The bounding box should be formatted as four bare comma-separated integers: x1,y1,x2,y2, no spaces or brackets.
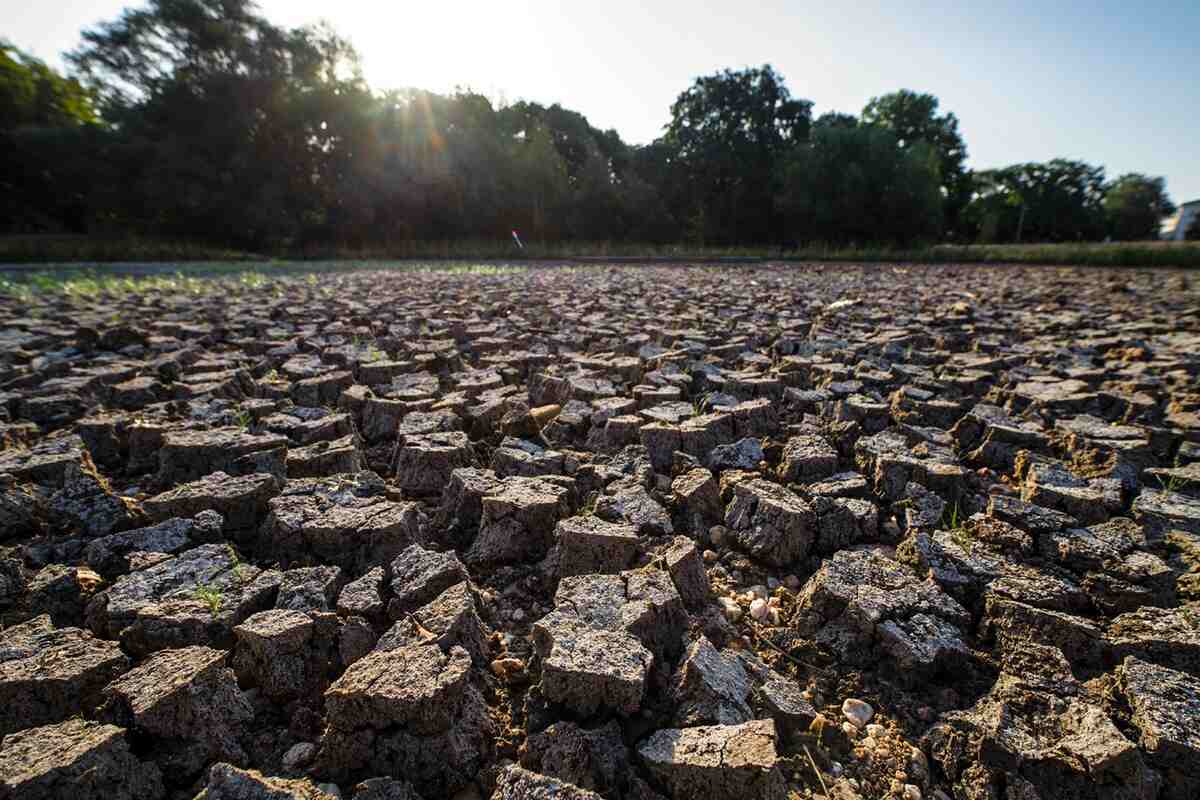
0,42,97,130
1103,174,1176,240
964,160,1108,243
662,65,812,244
0,4,1182,250
778,124,943,245
862,90,968,233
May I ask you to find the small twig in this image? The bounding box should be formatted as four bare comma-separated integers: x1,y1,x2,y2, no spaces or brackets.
804,744,830,798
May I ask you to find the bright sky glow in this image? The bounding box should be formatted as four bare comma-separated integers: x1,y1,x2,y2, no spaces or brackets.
9,0,1199,202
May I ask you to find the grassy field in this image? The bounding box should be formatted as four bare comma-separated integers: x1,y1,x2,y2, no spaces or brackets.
1,235,1198,268
0,261,533,300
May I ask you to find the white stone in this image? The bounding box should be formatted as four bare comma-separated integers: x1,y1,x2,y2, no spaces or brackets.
842,698,874,727
749,598,769,621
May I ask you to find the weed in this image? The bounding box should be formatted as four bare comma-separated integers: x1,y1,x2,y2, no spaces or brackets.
232,409,253,430
941,500,963,530
193,585,224,615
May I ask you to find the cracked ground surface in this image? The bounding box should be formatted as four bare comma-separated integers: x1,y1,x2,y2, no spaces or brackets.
0,262,1198,800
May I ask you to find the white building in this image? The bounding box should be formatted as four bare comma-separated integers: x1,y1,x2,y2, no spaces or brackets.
1163,199,1200,240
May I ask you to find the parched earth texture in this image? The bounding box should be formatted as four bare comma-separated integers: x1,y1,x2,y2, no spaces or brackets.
1,262,1199,800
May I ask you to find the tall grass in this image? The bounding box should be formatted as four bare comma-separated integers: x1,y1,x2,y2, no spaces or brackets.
2,235,1198,268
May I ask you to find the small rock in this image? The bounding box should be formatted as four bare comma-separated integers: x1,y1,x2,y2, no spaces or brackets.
718,596,742,623
490,657,524,684
703,549,719,563
749,598,769,621
842,698,874,727
784,574,801,591
709,525,727,547
902,785,922,800
282,741,317,768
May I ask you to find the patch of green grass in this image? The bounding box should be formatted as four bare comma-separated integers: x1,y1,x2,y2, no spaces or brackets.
193,585,224,615
941,500,963,531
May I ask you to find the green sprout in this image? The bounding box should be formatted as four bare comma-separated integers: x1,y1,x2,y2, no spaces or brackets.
193,586,224,615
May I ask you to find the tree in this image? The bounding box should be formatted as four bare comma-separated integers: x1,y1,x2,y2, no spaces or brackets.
0,42,102,233
778,124,942,245
0,41,97,130
964,160,1107,243
813,111,858,130
663,65,812,244
862,90,967,235
1103,174,1176,240
67,0,366,246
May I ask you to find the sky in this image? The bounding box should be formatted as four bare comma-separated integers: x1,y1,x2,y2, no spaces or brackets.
8,0,1199,203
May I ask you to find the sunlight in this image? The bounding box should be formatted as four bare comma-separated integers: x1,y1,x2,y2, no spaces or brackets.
353,2,542,99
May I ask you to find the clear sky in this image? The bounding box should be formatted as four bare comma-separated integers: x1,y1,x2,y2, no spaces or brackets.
8,0,1199,203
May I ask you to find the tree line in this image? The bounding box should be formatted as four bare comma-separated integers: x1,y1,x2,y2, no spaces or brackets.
1,0,1187,249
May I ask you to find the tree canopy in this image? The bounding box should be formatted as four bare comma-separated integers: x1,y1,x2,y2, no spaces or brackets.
0,3,1180,248
1103,174,1177,241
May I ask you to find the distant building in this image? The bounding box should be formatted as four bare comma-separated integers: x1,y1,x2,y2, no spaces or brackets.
1163,199,1200,240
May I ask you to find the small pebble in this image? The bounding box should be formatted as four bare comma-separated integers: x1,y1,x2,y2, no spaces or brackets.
510,608,525,622
702,549,719,563
718,596,743,622
749,598,769,621
767,577,780,590
842,721,859,737
902,785,922,800
709,525,727,546
749,584,769,600
490,657,525,683
866,723,886,739
829,761,843,778
784,574,802,590
282,741,317,768
842,697,875,727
